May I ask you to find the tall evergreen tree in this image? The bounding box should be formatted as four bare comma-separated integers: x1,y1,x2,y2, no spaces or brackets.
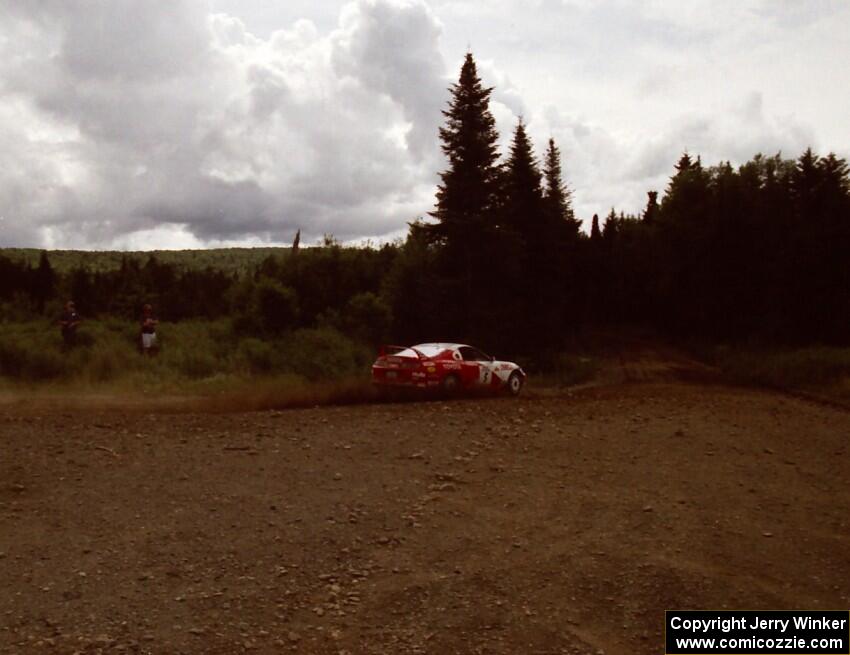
429,52,501,245
602,208,619,242
541,137,583,335
500,119,552,345
643,191,659,223
675,152,693,173
31,251,56,312
427,53,502,339
542,138,580,234
663,152,711,225
502,119,544,238
590,214,601,241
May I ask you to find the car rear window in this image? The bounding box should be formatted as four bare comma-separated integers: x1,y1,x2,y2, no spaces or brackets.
392,348,421,358
411,345,453,358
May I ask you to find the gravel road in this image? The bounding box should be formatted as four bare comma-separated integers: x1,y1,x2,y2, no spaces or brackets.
2,382,848,654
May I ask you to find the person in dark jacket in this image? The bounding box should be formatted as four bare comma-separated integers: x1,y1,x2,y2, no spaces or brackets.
58,300,81,348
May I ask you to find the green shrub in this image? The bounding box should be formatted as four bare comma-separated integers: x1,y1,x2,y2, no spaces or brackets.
0,319,375,387
236,337,279,374
255,279,299,335
72,329,96,348
279,328,369,381
718,347,850,389
0,338,27,378
339,292,392,345
154,322,230,380
230,279,299,338
83,338,139,382
0,336,67,381
0,295,41,322
24,349,67,381
175,349,219,379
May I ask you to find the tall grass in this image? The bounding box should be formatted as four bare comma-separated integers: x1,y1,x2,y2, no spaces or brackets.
0,319,373,392
716,346,850,401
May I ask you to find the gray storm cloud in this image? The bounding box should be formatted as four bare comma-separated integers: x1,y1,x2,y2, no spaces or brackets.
0,0,847,247
0,0,448,248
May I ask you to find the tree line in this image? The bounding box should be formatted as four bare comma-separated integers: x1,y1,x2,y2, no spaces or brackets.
1,52,848,360
389,53,849,352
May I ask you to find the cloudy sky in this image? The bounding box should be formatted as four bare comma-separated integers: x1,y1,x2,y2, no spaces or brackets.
1,0,848,249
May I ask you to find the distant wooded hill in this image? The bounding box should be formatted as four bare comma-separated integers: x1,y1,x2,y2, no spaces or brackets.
0,247,291,275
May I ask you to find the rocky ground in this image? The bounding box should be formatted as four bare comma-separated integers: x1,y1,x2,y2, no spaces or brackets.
1,379,848,654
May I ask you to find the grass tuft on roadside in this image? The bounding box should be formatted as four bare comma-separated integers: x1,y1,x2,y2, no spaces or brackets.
715,346,850,402
524,352,599,389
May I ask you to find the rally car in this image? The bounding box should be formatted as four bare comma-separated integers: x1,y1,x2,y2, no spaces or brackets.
372,343,526,396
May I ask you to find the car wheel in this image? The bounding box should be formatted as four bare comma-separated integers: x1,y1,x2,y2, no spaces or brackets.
441,374,461,396
506,372,524,396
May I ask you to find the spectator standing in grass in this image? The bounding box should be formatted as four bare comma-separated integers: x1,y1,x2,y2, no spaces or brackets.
58,300,81,349
140,303,159,356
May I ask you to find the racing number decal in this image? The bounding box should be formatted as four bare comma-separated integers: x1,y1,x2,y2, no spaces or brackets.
479,365,492,386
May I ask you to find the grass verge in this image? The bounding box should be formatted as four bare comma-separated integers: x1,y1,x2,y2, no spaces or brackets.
714,346,850,404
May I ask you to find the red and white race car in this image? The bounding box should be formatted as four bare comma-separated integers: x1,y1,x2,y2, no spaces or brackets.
372,343,526,396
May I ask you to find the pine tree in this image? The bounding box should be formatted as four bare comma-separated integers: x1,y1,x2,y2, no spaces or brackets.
602,208,618,242
590,214,601,241
643,191,659,223
31,251,56,313
541,138,582,337
427,53,502,339
819,152,850,194
675,152,693,173
663,151,710,224
500,119,550,344
502,118,543,238
429,52,501,245
542,138,580,233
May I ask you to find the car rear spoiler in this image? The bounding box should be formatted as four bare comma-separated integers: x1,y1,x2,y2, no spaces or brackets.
379,344,407,356
378,345,424,358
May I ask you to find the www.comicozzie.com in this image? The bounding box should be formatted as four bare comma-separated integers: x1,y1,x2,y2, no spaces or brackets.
665,611,850,654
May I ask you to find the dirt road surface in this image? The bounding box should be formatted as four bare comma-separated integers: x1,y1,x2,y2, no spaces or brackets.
2,381,849,654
